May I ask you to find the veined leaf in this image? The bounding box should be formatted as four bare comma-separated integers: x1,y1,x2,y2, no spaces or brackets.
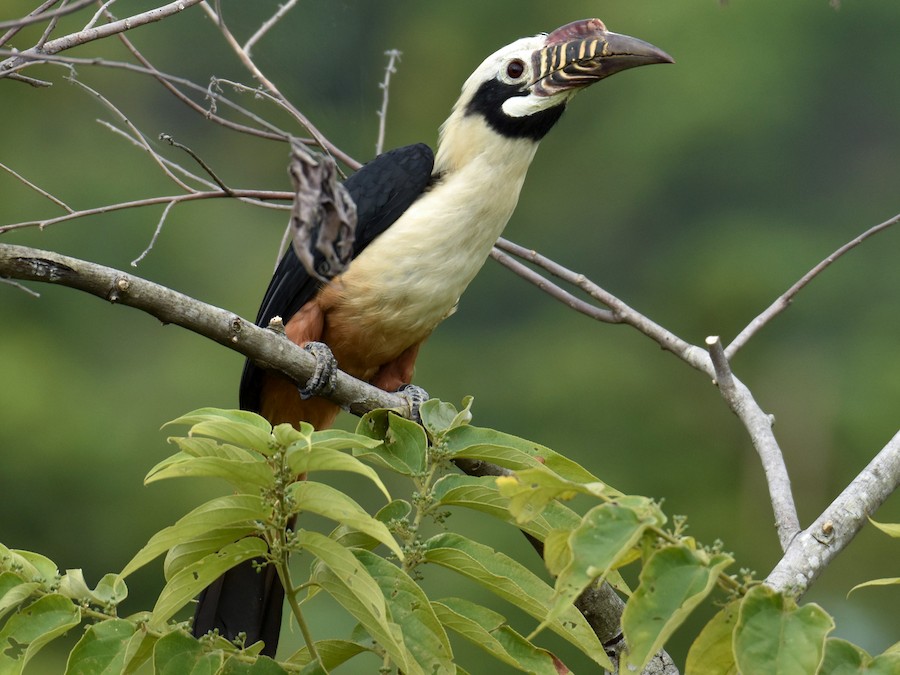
867,519,900,538
0,593,81,673
331,499,412,551
355,550,454,673
285,445,390,500
304,531,417,674
5,549,59,585
150,538,269,628
419,398,473,440
219,654,289,674
164,526,259,580
285,639,374,670
120,495,269,578
443,425,602,484
0,573,40,621
432,597,563,674
685,599,740,675
65,619,140,675
286,481,402,560
423,532,610,670
147,442,273,490
540,500,664,634
166,408,273,454
152,630,224,674
623,546,733,671
308,429,383,452
355,411,427,475
734,585,834,675
58,570,127,607
495,467,610,524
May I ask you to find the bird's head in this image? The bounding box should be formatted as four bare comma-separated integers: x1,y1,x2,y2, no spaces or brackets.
437,18,672,169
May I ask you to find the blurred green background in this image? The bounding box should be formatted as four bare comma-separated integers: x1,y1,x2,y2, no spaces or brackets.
1,0,898,671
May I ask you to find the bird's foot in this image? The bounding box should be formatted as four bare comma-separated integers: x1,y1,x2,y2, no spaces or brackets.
298,341,338,399
397,384,430,423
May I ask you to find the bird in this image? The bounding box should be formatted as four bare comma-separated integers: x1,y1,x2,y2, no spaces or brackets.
192,17,672,657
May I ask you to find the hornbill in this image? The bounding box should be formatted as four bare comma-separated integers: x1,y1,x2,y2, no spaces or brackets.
193,18,671,656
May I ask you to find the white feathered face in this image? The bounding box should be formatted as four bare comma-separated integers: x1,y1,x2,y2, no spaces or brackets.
458,19,673,141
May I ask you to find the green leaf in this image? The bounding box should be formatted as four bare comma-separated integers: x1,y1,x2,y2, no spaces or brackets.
848,576,900,596
120,494,269,578
868,519,900,538
286,481,402,560
685,599,740,675
152,630,224,674
734,585,834,675
355,411,427,475
331,500,412,551
420,398,473,439
308,429,383,452
540,500,666,637
303,530,417,673
0,593,81,674
219,654,290,673
432,597,563,674
423,532,610,670
65,619,140,675
286,639,374,670
151,538,270,628
623,546,733,671
0,573,40,621
432,474,580,541
6,549,59,586
821,638,870,674
285,445,390,500
355,550,454,673
57,570,127,607
147,443,273,491
495,468,611,524
166,408,274,454
443,425,601,484
164,526,259,581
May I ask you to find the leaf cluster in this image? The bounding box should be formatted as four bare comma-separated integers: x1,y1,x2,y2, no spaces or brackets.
1,402,897,673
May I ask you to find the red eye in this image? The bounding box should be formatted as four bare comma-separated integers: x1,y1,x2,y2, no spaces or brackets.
506,59,526,79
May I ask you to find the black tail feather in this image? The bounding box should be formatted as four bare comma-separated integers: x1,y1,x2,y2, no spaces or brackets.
192,558,285,657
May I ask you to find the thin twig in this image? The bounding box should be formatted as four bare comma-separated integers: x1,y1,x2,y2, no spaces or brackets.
0,189,292,234
67,77,195,193
376,50,401,156
199,1,359,170
243,0,299,55
34,0,66,51
726,212,900,358
0,0,94,32
0,277,41,298
131,200,176,267
0,161,74,213
159,134,231,193
0,0,61,48
83,0,119,31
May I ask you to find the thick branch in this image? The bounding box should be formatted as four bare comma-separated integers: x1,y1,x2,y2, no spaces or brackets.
766,430,900,596
0,243,407,419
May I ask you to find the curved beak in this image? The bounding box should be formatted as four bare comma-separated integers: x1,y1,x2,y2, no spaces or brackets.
532,18,674,97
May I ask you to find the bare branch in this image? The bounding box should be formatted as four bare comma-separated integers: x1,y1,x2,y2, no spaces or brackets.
726,212,900,358
706,336,800,549
0,189,292,235
0,242,409,419
0,0,94,32
0,161,73,213
199,1,360,170
83,0,120,31
376,50,401,156
0,276,41,298
68,77,196,193
0,1,62,48
130,200,175,267
766,429,900,596
159,134,231,193
0,0,203,76
243,0,299,56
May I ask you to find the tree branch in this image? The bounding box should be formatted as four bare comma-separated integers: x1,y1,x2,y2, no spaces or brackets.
0,242,409,419
726,212,900,358
766,429,900,596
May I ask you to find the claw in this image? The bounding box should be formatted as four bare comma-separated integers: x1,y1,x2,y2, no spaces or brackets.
397,384,430,423
298,341,338,399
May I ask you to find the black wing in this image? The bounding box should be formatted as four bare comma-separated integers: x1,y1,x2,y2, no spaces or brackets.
239,143,435,412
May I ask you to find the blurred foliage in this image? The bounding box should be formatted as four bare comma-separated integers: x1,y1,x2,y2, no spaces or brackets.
0,0,898,671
